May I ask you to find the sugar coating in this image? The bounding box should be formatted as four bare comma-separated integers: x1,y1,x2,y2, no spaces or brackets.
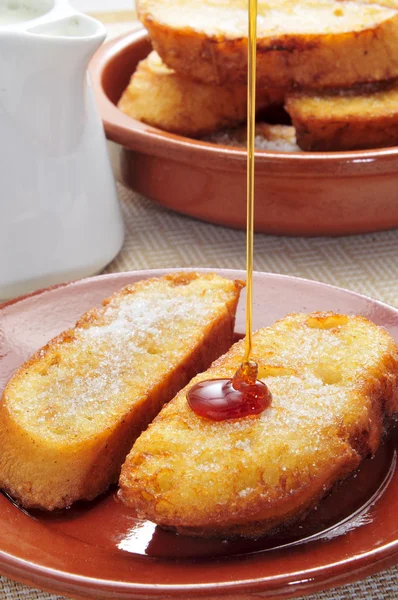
7,276,236,439
205,126,301,153
238,487,253,497
253,134,301,152
124,312,398,522
235,439,251,451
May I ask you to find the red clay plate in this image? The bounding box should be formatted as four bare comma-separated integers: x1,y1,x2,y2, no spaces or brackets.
0,269,397,600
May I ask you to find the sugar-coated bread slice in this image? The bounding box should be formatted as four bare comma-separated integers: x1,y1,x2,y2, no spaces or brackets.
137,0,398,89
0,272,244,511
117,51,285,137
119,312,398,538
285,81,398,151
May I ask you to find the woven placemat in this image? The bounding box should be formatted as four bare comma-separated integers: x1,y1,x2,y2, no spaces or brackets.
105,186,398,310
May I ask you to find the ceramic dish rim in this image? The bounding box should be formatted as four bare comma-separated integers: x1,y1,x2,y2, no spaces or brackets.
3,266,398,313
0,538,397,595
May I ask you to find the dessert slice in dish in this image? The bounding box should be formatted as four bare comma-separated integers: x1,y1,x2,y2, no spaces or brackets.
137,0,398,88
0,272,243,510
119,312,398,538
285,81,398,151
118,50,285,137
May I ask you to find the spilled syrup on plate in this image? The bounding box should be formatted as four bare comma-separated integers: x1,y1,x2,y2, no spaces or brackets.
24,423,397,559
187,0,271,422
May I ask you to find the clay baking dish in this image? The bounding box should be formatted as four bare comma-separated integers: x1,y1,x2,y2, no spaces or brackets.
90,29,398,236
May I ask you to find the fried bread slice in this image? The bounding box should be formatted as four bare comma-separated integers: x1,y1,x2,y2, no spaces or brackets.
118,51,285,137
137,0,398,89
285,81,398,151
0,272,244,510
119,312,398,538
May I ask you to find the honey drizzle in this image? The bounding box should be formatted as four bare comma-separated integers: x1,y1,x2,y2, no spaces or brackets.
187,0,271,421
243,0,257,366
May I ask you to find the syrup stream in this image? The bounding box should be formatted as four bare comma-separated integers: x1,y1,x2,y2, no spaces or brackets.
244,0,257,365
187,0,270,420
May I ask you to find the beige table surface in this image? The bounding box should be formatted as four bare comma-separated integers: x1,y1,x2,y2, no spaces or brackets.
1,6,398,600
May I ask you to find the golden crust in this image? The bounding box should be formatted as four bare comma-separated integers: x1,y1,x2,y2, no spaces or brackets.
285,81,398,151
0,272,244,510
137,0,398,89
117,51,285,136
119,312,398,538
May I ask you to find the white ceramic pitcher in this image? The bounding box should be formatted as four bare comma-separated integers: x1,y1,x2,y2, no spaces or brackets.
0,0,124,300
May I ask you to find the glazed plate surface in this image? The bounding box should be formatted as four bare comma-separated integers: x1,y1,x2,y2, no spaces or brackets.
90,30,398,236
0,269,397,599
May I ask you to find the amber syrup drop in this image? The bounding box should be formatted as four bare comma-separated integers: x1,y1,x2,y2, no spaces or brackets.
187,0,271,422
187,361,271,421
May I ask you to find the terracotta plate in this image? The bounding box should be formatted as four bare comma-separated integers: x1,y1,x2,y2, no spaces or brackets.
90,30,398,236
0,269,397,600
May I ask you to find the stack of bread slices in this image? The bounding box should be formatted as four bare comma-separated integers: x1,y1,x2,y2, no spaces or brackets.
118,0,398,151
